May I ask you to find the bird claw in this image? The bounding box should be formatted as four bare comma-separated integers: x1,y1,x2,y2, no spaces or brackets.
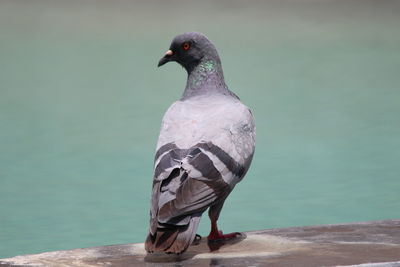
207,231,241,241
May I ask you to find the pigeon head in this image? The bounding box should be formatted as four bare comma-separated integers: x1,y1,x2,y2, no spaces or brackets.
158,32,221,73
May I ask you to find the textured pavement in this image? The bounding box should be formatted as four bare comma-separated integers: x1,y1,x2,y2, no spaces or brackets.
1,220,400,267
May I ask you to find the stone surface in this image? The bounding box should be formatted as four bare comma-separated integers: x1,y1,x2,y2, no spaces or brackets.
1,220,400,267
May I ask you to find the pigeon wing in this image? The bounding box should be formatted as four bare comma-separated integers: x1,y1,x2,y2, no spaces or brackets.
150,145,232,230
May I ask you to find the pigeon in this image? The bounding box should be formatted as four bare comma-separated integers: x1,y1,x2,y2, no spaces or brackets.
145,32,256,254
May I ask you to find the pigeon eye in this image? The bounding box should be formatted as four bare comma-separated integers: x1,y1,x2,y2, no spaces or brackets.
182,42,191,51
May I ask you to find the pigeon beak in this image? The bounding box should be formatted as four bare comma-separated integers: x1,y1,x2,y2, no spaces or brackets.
158,50,174,67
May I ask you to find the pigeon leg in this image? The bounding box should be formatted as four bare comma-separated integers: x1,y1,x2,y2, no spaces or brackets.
207,219,239,241
207,200,240,241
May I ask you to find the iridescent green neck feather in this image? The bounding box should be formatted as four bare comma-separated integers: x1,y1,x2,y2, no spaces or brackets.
182,57,231,99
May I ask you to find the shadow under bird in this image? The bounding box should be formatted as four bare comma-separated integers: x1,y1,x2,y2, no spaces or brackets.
145,32,256,254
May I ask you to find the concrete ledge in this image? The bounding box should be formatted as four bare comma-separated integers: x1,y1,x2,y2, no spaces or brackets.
1,220,400,266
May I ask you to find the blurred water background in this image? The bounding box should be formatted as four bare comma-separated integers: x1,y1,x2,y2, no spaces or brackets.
1,0,399,258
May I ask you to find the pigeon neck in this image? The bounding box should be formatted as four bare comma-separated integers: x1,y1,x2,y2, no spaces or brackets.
182,57,229,99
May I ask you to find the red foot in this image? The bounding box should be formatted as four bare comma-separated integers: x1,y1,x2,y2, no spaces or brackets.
207,230,240,241
208,219,241,241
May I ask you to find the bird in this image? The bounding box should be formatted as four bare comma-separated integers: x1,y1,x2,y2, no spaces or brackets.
145,32,256,254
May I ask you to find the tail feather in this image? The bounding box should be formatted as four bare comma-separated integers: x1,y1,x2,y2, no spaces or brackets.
165,216,200,254
145,215,201,254
155,228,179,251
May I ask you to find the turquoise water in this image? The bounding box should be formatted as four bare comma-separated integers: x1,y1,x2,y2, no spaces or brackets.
1,0,399,258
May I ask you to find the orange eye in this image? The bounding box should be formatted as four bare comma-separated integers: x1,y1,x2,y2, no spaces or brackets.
182,42,191,51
